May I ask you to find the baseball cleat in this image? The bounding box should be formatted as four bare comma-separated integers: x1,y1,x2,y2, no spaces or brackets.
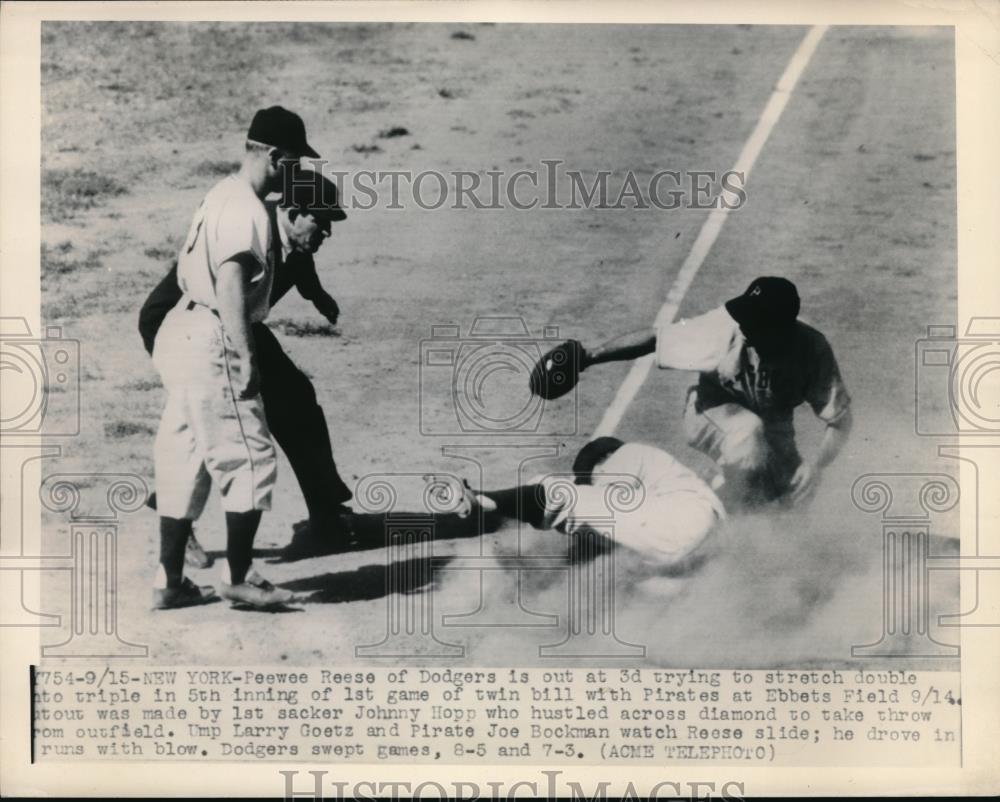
422,474,496,518
220,568,294,608
185,532,214,569
152,577,218,610
283,510,359,558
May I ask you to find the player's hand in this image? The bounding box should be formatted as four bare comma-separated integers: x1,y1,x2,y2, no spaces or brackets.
787,462,820,504
318,296,340,327
235,357,261,400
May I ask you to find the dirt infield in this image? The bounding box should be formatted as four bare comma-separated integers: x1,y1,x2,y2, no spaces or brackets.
38,23,958,666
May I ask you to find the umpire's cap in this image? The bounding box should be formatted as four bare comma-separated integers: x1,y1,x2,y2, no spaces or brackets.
282,167,347,222
725,276,800,329
248,106,320,159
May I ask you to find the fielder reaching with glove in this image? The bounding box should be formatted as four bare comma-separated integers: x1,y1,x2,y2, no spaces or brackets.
535,276,852,509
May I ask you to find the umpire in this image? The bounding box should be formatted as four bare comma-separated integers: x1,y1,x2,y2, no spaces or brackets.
140,168,354,559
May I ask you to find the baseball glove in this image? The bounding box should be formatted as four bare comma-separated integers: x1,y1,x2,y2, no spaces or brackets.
529,339,587,400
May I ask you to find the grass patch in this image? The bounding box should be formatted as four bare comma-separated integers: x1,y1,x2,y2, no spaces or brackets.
41,243,105,277
43,285,132,320
42,168,128,219
104,420,156,439
119,377,162,392
144,243,176,261
348,98,391,114
272,319,340,338
192,159,240,176
378,126,410,139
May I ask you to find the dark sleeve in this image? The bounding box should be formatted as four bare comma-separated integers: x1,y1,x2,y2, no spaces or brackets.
805,332,851,424
138,262,182,356
293,255,324,301
269,260,295,307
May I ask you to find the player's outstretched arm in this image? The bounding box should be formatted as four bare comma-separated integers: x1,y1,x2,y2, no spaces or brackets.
302,283,340,325
816,407,853,469
295,262,340,325
311,291,340,326
583,328,657,368
788,408,853,503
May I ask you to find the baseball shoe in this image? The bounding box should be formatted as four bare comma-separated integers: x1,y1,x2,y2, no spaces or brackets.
283,507,358,559
220,568,294,609
152,577,218,610
422,475,497,518
185,533,214,569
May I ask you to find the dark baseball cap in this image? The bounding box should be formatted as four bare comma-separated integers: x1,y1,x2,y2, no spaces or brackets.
247,106,320,159
282,167,347,222
724,276,800,329
572,437,625,485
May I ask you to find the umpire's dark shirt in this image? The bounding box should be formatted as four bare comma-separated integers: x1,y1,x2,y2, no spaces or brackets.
138,201,324,355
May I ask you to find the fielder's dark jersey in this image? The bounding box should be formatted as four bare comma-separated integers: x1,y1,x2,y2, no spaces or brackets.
138,201,325,355
655,306,851,425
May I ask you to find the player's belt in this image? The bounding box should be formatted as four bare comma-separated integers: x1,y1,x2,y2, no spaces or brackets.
182,298,219,317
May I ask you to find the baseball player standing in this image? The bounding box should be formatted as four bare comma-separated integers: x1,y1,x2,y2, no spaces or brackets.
150,106,320,610
140,169,353,566
578,277,853,508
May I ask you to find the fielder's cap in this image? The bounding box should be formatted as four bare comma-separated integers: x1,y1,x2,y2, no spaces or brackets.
282,167,347,222
247,106,320,159
572,437,625,485
725,276,800,329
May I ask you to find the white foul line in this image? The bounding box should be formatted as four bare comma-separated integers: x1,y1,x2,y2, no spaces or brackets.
592,25,828,439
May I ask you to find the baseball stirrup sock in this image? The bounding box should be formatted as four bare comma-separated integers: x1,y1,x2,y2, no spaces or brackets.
159,517,192,588
483,484,547,528
225,510,262,585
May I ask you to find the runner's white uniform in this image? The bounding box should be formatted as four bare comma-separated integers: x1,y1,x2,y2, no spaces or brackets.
152,175,277,519
540,443,726,567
